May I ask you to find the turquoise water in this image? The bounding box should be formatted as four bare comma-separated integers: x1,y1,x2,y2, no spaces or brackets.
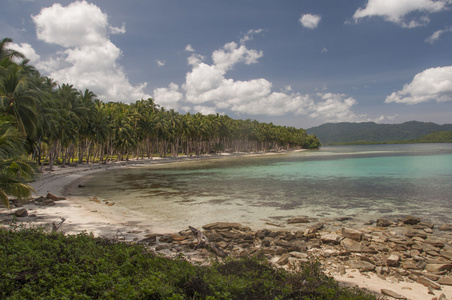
76,144,452,229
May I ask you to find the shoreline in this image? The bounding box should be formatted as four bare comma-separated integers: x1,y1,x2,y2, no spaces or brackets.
2,150,452,299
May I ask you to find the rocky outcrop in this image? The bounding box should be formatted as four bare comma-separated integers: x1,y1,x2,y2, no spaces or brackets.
142,216,452,298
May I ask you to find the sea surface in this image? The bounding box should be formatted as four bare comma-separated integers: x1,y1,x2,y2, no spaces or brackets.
75,144,452,230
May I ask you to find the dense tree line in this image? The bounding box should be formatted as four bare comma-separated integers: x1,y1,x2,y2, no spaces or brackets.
0,37,320,206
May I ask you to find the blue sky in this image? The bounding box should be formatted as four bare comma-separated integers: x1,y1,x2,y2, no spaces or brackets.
2,0,452,128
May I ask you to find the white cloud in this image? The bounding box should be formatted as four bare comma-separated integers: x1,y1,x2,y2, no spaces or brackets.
156,60,166,67
212,41,263,72
239,29,264,43
185,44,195,52
9,42,40,63
32,1,150,102
299,14,322,29
425,27,452,43
353,0,450,28
321,48,328,54
110,23,126,34
385,66,452,104
152,33,377,124
153,83,184,111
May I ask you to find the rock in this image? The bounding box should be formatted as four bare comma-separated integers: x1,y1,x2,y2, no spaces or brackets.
159,235,174,243
437,276,452,286
417,276,442,290
337,217,352,221
320,233,343,245
401,261,418,270
414,221,434,229
439,294,447,300
405,230,428,239
155,244,171,251
277,253,292,265
340,238,376,253
46,192,66,201
341,227,363,241
274,240,307,252
425,263,452,273
381,289,407,299
401,216,421,225
345,259,375,271
377,218,393,227
304,223,324,235
440,250,452,260
287,216,310,224
439,224,452,231
386,254,400,267
14,208,28,217
202,222,249,231
424,237,446,248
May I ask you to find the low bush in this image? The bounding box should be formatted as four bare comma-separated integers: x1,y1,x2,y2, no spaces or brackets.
0,227,377,299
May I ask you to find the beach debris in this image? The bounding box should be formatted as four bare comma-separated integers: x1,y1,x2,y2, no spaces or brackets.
51,217,66,233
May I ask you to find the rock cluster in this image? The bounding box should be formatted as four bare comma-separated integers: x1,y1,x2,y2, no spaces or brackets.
143,217,452,298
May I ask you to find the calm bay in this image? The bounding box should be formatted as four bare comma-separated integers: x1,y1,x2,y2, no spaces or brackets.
74,143,452,231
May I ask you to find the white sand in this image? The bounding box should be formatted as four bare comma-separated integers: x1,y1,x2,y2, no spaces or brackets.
2,153,452,299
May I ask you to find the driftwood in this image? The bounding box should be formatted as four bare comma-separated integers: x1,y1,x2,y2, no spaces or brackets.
189,226,228,258
52,218,66,233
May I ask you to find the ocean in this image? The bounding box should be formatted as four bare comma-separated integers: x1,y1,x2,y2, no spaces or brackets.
74,144,452,230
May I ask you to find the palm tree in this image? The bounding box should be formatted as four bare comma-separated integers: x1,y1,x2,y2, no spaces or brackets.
0,118,35,208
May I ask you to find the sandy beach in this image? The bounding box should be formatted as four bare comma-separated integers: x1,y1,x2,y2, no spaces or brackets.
1,152,452,300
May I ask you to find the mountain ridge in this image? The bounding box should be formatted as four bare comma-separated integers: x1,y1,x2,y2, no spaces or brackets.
306,121,452,145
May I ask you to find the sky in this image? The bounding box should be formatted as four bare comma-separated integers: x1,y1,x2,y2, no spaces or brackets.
1,0,452,129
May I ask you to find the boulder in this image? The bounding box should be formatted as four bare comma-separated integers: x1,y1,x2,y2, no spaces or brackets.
376,218,393,227
405,230,428,239
46,192,66,201
386,254,400,267
345,259,375,271
341,227,363,241
440,250,452,260
417,276,441,290
439,224,452,231
202,222,249,231
381,289,407,300
401,216,421,225
437,276,452,286
277,253,292,265
304,223,324,235
14,208,28,217
425,263,452,273
320,233,343,245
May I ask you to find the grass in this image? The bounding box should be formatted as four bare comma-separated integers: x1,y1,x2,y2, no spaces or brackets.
0,227,377,299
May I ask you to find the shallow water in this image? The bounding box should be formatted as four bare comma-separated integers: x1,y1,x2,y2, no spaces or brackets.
75,144,452,230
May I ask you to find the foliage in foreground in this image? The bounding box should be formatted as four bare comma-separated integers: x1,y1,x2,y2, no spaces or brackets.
0,227,377,300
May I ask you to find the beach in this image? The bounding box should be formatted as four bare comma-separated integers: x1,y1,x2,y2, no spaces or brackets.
2,153,452,300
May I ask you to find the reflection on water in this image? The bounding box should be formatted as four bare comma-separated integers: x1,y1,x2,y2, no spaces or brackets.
74,144,452,229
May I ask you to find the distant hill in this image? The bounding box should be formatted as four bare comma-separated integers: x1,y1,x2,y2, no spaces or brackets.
306,121,452,145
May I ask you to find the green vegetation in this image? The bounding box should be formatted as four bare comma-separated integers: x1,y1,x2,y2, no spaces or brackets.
307,121,452,145
0,227,376,299
0,36,319,206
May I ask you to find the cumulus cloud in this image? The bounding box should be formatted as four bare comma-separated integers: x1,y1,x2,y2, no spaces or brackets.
425,27,452,43
9,42,40,63
353,0,450,28
153,83,185,111
153,33,377,124
185,44,195,52
299,14,322,29
156,60,166,67
32,1,150,102
385,66,452,104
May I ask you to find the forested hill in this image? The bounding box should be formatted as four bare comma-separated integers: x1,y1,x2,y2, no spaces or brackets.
307,121,452,145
